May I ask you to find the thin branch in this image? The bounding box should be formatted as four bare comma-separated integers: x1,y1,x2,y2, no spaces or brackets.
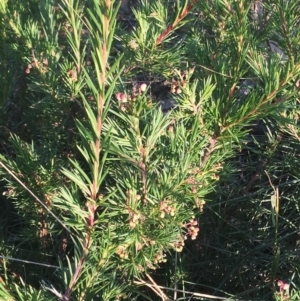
62,0,113,299
134,278,249,301
221,62,300,133
156,0,198,46
0,160,71,234
201,136,217,167
145,273,171,301
0,255,59,269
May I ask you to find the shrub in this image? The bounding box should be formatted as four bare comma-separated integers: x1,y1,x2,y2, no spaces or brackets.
0,0,299,300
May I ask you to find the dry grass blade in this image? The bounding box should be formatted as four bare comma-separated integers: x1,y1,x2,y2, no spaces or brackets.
134,275,250,301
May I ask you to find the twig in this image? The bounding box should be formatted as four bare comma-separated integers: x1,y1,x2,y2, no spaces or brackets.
145,273,171,301
201,136,217,167
0,160,71,234
0,255,59,269
134,278,249,300
156,0,198,46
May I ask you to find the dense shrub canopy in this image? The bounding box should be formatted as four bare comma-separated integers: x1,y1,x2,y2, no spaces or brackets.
0,0,299,300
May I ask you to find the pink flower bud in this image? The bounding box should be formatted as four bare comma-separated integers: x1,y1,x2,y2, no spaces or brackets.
120,93,127,102
140,83,147,92
115,92,122,101
277,280,284,286
116,92,127,103
283,283,289,290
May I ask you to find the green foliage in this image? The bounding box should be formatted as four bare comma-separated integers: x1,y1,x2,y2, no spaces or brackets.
0,0,300,300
